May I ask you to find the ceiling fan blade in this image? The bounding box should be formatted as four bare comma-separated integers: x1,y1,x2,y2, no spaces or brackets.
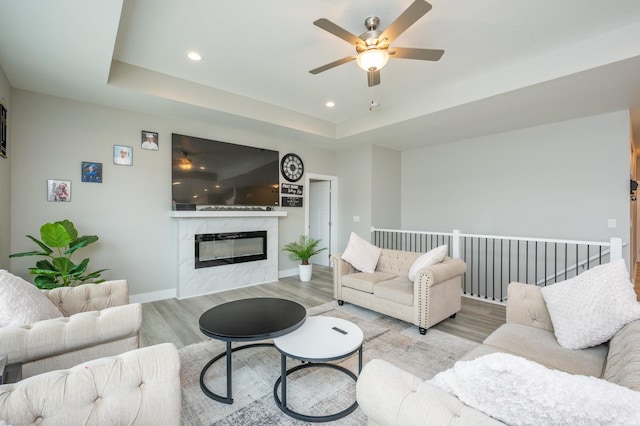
379,0,432,44
389,47,444,61
313,18,363,46
309,56,356,74
367,70,381,87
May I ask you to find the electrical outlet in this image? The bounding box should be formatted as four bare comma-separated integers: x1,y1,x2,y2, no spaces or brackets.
608,219,616,228
353,216,360,223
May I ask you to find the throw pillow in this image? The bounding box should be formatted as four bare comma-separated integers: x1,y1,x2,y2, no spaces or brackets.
0,269,63,327
428,352,640,426
540,259,640,350
407,245,448,281
341,232,382,273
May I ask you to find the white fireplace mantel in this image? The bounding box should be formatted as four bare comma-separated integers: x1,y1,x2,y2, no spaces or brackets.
171,209,287,299
170,210,287,218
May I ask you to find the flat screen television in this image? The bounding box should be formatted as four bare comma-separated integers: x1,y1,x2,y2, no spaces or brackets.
171,133,279,208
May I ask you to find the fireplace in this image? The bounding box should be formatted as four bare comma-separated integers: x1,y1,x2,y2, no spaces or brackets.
195,231,267,269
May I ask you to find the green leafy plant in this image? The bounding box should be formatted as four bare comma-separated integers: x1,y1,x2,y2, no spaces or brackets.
9,219,107,289
282,235,327,265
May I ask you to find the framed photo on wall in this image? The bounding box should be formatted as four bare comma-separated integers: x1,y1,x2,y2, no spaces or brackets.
1,103,6,159
141,131,159,150
114,145,133,166
47,179,71,202
81,161,102,183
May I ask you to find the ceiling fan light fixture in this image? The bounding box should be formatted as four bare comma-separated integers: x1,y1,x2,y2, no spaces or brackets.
356,49,389,72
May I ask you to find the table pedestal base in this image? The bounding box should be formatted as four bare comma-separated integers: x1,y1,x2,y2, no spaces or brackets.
273,349,361,423
200,342,274,404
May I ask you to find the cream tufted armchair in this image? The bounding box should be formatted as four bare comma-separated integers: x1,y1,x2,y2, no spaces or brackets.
0,280,142,380
0,343,181,425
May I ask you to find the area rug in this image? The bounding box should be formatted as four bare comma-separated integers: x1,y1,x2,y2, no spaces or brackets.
179,301,478,425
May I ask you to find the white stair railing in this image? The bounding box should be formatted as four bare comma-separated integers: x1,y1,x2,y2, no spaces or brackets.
371,227,623,303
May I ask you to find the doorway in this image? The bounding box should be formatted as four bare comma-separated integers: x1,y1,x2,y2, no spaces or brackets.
305,174,338,267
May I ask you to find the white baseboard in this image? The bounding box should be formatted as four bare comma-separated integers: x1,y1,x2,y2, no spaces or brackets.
132,270,302,303
279,268,298,278
130,288,176,304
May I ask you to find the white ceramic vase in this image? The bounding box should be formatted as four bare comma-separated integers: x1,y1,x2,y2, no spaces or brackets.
299,264,312,282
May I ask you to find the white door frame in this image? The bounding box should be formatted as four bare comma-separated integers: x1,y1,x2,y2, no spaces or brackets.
304,173,338,260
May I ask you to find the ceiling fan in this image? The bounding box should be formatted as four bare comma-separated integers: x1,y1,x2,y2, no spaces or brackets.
309,0,444,87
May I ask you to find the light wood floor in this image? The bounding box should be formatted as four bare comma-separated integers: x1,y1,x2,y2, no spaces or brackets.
140,266,506,349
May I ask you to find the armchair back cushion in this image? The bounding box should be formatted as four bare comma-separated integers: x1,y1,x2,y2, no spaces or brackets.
43,280,130,316
0,343,181,426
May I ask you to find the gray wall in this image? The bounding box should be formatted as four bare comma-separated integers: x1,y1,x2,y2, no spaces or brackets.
372,145,401,230
401,111,631,262
337,145,373,250
0,66,10,270
8,90,337,297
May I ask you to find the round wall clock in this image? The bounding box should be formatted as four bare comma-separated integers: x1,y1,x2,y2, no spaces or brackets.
281,153,304,182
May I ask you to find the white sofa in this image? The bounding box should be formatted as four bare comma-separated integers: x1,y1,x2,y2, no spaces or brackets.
0,343,181,425
357,282,640,425
0,280,142,379
331,249,466,334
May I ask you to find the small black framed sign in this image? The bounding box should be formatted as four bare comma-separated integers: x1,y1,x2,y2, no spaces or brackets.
281,183,303,196
281,196,303,207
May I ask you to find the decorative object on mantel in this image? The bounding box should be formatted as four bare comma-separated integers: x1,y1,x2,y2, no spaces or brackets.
280,153,304,182
47,179,71,202
9,219,107,289
0,101,6,159
282,235,327,282
141,130,159,150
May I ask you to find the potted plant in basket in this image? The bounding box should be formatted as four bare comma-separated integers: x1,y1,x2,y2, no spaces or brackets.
282,235,327,282
9,219,107,289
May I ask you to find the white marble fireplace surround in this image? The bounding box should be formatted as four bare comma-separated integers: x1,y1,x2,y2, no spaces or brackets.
171,210,287,299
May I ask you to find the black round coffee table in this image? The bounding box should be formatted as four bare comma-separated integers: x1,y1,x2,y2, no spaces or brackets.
199,297,307,404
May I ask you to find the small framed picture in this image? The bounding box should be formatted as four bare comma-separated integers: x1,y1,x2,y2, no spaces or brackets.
47,179,71,202
141,131,159,151
81,161,102,183
114,145,133,166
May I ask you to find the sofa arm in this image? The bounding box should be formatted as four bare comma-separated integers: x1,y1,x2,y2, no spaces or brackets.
505,282,553,331
0,343,182,426
331,253,357,300
1,303,142,365
43,280,130,316
414,257,466,287
357,359,501,426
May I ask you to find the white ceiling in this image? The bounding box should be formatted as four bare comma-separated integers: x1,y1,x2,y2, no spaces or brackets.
1,0,640,151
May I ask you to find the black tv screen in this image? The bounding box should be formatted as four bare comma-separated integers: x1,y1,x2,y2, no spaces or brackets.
172,133,279,207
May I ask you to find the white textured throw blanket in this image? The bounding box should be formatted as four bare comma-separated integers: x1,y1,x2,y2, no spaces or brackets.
428,353,640,426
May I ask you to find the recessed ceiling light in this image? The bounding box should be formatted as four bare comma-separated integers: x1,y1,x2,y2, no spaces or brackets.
325,101,335,108
187,51,202,61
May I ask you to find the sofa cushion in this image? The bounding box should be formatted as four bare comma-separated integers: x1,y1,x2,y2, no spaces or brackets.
603,319,640,391
482,323,607,377
428,352,640,426
0,270,63,327
342,272,397,294
540,259,640,350
377,249,421,276
341,233,382,273
374,277,413,306
408,245,448,282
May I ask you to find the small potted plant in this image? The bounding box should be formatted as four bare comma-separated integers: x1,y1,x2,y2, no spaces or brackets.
282,235,327,282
